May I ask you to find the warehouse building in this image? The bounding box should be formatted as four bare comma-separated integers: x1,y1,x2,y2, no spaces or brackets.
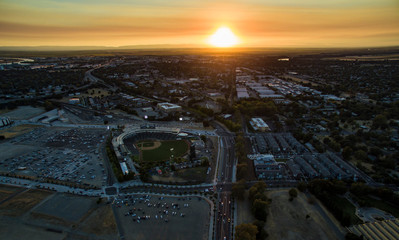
250,118,270,132
157,102,182,112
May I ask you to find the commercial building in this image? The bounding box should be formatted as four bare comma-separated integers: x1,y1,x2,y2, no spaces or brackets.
157,102,182,112
248,154,284,179
250,118,270,132
236,86,250,99
69,98,80,104
237,91,250,99
120,162,129,175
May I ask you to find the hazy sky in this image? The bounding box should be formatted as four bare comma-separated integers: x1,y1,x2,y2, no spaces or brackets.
0,0,398,48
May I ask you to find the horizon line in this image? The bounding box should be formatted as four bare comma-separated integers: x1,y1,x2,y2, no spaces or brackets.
1,45,399,52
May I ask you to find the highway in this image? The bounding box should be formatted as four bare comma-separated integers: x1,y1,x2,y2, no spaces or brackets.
214,122,236,240
85,68,119,92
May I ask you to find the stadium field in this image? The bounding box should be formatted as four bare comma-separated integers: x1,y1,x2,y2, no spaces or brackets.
140,140,189,162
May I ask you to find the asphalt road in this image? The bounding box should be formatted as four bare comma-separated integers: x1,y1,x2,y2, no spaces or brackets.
214,122,236,240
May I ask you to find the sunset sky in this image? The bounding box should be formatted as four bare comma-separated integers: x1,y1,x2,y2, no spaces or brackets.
0,0,398,48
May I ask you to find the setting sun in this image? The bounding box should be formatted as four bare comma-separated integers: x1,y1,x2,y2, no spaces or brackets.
208,27,239,48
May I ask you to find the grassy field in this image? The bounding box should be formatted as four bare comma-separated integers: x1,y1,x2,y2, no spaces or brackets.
59,88,110,103
175,167,208,182
138,142,155,148
78,204,117,236
0,106,45,120
0,124,41,139
265,190,346,240
0,189,117,240
141,140,189,163
0,189,52,217
329,194,362,225
236,190,256,225
34,194,95,223
0,185,23,202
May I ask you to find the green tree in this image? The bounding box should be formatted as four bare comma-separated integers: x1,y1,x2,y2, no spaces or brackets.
44,100,55,111
342,146,353,160
297,182,307,192
354,150,368,161
249,181,267,202
237,163,248,180
232,179,246,200
372,114,388,129
345,232,364,240
235,223,258,240
251,199,268,221
253,220,268,240
350,182,372,196
289,188,298,198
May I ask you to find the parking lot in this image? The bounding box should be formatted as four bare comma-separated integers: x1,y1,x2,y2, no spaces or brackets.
44,128,106,150
113,194,210,240
0,127,108,187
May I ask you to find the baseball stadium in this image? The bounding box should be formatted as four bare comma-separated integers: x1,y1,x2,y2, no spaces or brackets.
112,126,203,179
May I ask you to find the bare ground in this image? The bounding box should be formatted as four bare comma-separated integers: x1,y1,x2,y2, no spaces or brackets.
0,184,22,202
236,190,255,225
0,218,67,240
266,189,345,240
0,143,41,161
0,189,52,217
0,124,41,139
78,204,117,236
0,106,45,120
0,187,117,240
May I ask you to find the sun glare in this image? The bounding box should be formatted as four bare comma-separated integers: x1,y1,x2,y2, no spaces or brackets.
208,27,239,48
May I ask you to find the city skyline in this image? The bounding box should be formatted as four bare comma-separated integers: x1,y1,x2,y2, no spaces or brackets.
0,0,399,48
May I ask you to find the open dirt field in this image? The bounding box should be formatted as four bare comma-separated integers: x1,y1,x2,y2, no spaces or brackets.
0,124,41,139
0,143,41,161
78,204,117,236
0,106,45,120
0,184,23,202
34,194,95,223
0,189,52,217
266,189,345,240
0,220,67,240
236,191,255,225
113,194,210,240
0,188,117,240
59,88,111,103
